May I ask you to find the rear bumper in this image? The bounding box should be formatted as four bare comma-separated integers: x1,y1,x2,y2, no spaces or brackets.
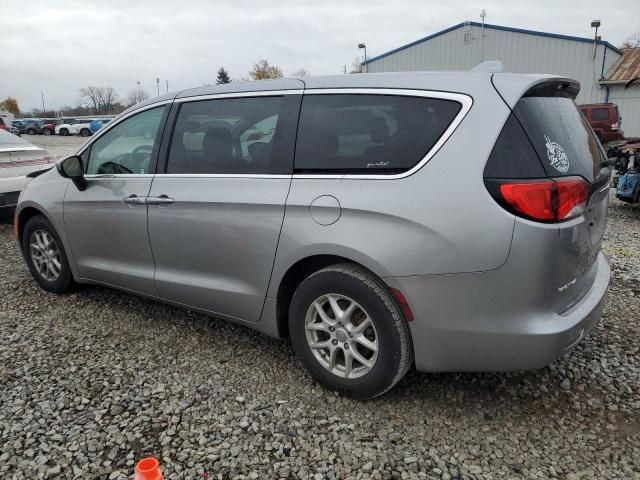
387,253,610,372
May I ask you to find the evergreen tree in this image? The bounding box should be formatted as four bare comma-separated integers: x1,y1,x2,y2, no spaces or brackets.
216,67,231,84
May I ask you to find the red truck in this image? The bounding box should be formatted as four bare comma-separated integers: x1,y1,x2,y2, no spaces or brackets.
579,103,624,143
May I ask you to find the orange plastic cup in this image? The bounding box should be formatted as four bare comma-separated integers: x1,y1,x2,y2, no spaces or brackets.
134,457,163,480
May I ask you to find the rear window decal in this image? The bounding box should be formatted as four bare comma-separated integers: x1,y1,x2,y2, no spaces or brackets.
544,135,570,173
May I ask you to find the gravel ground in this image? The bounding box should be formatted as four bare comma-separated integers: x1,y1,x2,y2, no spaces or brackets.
22,134,86,159
0,197,638,480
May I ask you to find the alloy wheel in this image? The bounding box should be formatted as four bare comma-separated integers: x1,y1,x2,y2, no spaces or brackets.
305,293,379,379
29,230,62,281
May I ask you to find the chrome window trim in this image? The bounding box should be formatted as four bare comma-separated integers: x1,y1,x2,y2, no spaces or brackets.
75,100,173,157
174,89,303,103
77,89,472,181
294,88,473,180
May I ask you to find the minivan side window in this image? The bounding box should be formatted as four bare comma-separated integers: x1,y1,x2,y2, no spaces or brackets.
591,108,609,121
294,94,462,174
166,96,289,175
86,106,166,175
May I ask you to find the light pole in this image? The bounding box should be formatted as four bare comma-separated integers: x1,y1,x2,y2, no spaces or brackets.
358,43,367,73
41,91,46,114
591,20,601,59
156,78,160,96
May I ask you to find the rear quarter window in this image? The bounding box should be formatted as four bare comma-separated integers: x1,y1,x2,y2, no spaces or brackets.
294,94,462,174
512,94,606,182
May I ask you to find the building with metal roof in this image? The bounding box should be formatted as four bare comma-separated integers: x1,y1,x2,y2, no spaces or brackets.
364,22,639,137
600,48,640,137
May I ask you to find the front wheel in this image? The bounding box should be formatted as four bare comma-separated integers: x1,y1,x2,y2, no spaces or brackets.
289,264,413,399
79,128,90,137
60,128,68,136
26,128,35,135
43,128,52,136
22,215,75,293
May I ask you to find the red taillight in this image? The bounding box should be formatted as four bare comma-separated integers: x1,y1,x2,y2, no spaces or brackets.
492,176,589,223
612,122,618,131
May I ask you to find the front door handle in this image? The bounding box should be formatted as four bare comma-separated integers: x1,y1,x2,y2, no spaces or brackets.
146,195,174,205
122,194,146,205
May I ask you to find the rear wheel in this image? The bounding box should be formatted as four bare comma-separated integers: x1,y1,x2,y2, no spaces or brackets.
26,128,35,135
22,215,74,293
289,264,413,399
79,128,90,137
43,128,52,136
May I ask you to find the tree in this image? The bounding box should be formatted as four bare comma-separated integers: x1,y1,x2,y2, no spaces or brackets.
127,87,150,106
248,59,283,80
349,57,364,74
291,68,310,78
216,67,231,84
0,97,20,115
79,86,120,114
620,32,640,49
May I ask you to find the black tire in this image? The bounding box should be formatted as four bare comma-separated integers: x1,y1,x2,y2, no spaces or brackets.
43,128,52,136
79,128,90,137
289,264,413,399
22,215,74,294
26,128,35,135
60,128,68,136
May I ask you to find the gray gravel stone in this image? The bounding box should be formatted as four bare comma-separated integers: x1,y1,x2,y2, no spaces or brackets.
0,194,638,479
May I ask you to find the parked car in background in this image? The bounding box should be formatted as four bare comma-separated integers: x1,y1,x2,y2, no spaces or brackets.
16,119,40,134
0,117,13,132
56,119,94,137
24,120,45,135
0,129,53,210
38,121,56,136
579,103,624,143
9,126,21,137
14,72,611,399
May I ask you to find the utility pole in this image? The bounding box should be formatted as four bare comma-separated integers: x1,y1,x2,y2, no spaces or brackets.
156,77,160,96
165,80,169,93
41,91,46,114
480,9,486,62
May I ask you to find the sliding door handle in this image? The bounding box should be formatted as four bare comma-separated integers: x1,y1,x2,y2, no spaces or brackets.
146,195,174,205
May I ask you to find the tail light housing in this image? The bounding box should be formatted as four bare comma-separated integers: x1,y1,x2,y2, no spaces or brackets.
486,176,590,223
612,121,619,131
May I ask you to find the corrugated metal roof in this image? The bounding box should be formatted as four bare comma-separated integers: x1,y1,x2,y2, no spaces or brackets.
604,48,640,83
364,22,623,65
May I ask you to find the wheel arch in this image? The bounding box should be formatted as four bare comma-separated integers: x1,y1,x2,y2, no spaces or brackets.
16,205,47,246
274,254,386,338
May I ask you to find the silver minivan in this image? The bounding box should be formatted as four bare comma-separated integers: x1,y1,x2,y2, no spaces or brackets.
15,72,610,399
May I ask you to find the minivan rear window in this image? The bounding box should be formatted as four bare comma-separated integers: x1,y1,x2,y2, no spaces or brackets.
294,94,461,174
591,108,609,121
512,93,606,182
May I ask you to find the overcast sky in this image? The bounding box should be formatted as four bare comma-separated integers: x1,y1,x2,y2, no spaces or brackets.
1,0,638,112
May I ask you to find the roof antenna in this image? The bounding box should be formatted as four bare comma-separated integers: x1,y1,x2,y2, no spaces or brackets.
480,9,487,61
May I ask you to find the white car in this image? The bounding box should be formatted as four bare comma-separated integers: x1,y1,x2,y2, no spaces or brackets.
55,120,93,137
0,129,54,209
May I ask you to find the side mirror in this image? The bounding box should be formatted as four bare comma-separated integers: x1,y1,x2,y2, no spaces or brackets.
57,155,87,191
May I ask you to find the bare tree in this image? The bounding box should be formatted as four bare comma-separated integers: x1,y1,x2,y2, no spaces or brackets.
248,59,283,80
127,87,150,106
620,32,640,49
101,87,119,114
79,86,103,113
79,86,120,114
349,57,364,74
291,68,310,78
